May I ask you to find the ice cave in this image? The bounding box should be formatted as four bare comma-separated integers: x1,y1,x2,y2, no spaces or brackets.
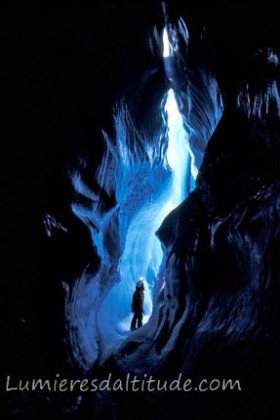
4,2,280,419
65,17,223,369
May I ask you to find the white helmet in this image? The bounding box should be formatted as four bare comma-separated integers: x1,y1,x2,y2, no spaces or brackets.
136,277,145,288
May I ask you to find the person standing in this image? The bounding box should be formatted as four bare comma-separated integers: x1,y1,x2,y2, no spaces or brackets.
130,278,145,330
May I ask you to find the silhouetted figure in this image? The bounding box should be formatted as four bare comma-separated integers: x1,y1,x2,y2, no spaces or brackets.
130,278,145,330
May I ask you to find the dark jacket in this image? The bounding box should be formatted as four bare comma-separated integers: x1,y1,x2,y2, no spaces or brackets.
132,288,144,313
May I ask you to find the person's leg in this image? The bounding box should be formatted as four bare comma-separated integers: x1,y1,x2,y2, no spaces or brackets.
131,313,137,330
137,313,143,328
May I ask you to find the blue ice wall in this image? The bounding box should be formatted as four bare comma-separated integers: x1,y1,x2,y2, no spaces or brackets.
97,88,194,340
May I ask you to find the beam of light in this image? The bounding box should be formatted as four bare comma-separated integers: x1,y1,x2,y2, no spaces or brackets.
163,27,172,58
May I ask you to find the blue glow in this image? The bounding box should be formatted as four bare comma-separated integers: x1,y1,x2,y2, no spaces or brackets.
96,88,194,349
66,18,224,370
67,88,194,365
163,27,172,58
